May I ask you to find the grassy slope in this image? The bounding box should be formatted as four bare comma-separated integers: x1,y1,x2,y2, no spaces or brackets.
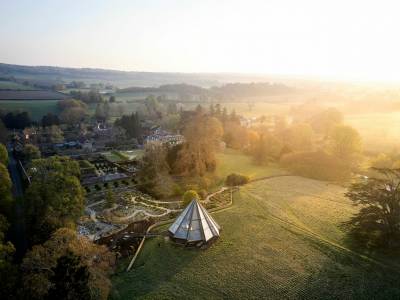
111,176,400,299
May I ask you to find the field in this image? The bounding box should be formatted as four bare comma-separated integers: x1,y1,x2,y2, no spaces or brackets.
111,176,400,299
346,112,400,153
0,80,36,90
0,99,60,120
0,90,68,100
216,149,287,180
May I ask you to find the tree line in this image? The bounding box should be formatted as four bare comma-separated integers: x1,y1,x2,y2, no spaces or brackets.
0,146,115,299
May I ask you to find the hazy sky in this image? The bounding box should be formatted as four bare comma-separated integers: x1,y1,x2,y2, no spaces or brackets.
1,0,400,81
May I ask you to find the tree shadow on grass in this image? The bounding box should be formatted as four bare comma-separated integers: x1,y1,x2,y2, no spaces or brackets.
288,228,400,300
110,235,202,299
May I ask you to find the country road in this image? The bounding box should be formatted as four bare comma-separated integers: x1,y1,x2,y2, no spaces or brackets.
7,145,27,259
7,145,23,197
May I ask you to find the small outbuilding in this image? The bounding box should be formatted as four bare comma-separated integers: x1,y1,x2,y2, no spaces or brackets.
168,199,220,246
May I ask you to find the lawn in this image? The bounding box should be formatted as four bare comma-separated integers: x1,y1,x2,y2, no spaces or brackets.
216,149,287,180
101,151,129,163
111,176,400,299
119,149,144,160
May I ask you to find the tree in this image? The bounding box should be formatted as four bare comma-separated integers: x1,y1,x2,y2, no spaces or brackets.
280,150,351,181
310,108,343,136
229,109,240,123
283,123,314,152
167,103,178,115
22,228,115,300
104,188,115,208
0,119,8,143
22,144,41,162
160,114,180,132
60,107,87,125
209,104,215,116
41,113,60,127
48,251,91,300
69,90,103,104
215,103,221,117
252,133,283,165
0,163,13,219
329,125,362,162
223,122,249,150
144,95,163,118
253,134,269,165
226,173,250,186
0,143,8,165
25,156,85,245
182,190,199,206
345,169,400,248
58,99,87,111
0,214,18,300
2,111,32,129
138,144,171,198
114,113,142,139
43,125,64,144
172,115,223,176
95,103,106,121
109,96,116,103
58,99,88,125
221,107,228,123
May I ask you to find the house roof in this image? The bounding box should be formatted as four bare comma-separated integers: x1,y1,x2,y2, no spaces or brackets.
168,199,220,243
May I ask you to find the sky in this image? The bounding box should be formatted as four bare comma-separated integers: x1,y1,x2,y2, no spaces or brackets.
1,0,400,81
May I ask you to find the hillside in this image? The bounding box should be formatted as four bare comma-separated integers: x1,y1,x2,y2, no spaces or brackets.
0,63,284,88
111,176,400,299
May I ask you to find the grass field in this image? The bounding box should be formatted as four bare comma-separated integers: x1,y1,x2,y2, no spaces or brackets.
0,80,35,90
216,149,287,180
345,112,400,153
111,176,400,299
0,99,60,120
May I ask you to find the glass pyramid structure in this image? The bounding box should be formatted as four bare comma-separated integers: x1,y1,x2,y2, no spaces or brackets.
168,199,220,243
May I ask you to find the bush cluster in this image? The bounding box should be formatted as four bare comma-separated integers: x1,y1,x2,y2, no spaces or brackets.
225,173,250,186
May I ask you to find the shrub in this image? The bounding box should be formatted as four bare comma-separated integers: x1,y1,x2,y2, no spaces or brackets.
225,173,250,186
173,184,183,196
198,189,208,199
182,190,200,207
280,150,351,181
95,184,101,191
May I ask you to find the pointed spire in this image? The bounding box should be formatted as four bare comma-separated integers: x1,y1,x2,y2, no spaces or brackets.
168,199,220,244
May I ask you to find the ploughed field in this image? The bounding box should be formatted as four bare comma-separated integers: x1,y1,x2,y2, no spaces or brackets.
111,176,400,299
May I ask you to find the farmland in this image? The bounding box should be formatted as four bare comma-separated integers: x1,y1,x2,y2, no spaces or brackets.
0,80,35,90
111,176,400,299
0,100,60,120
0,90,69,120
0,90,68,100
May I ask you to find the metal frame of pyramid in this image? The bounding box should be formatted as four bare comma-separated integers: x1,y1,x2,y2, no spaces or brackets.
168,199,221,245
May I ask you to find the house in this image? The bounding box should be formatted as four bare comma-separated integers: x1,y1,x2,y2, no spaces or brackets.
81,139,93,152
